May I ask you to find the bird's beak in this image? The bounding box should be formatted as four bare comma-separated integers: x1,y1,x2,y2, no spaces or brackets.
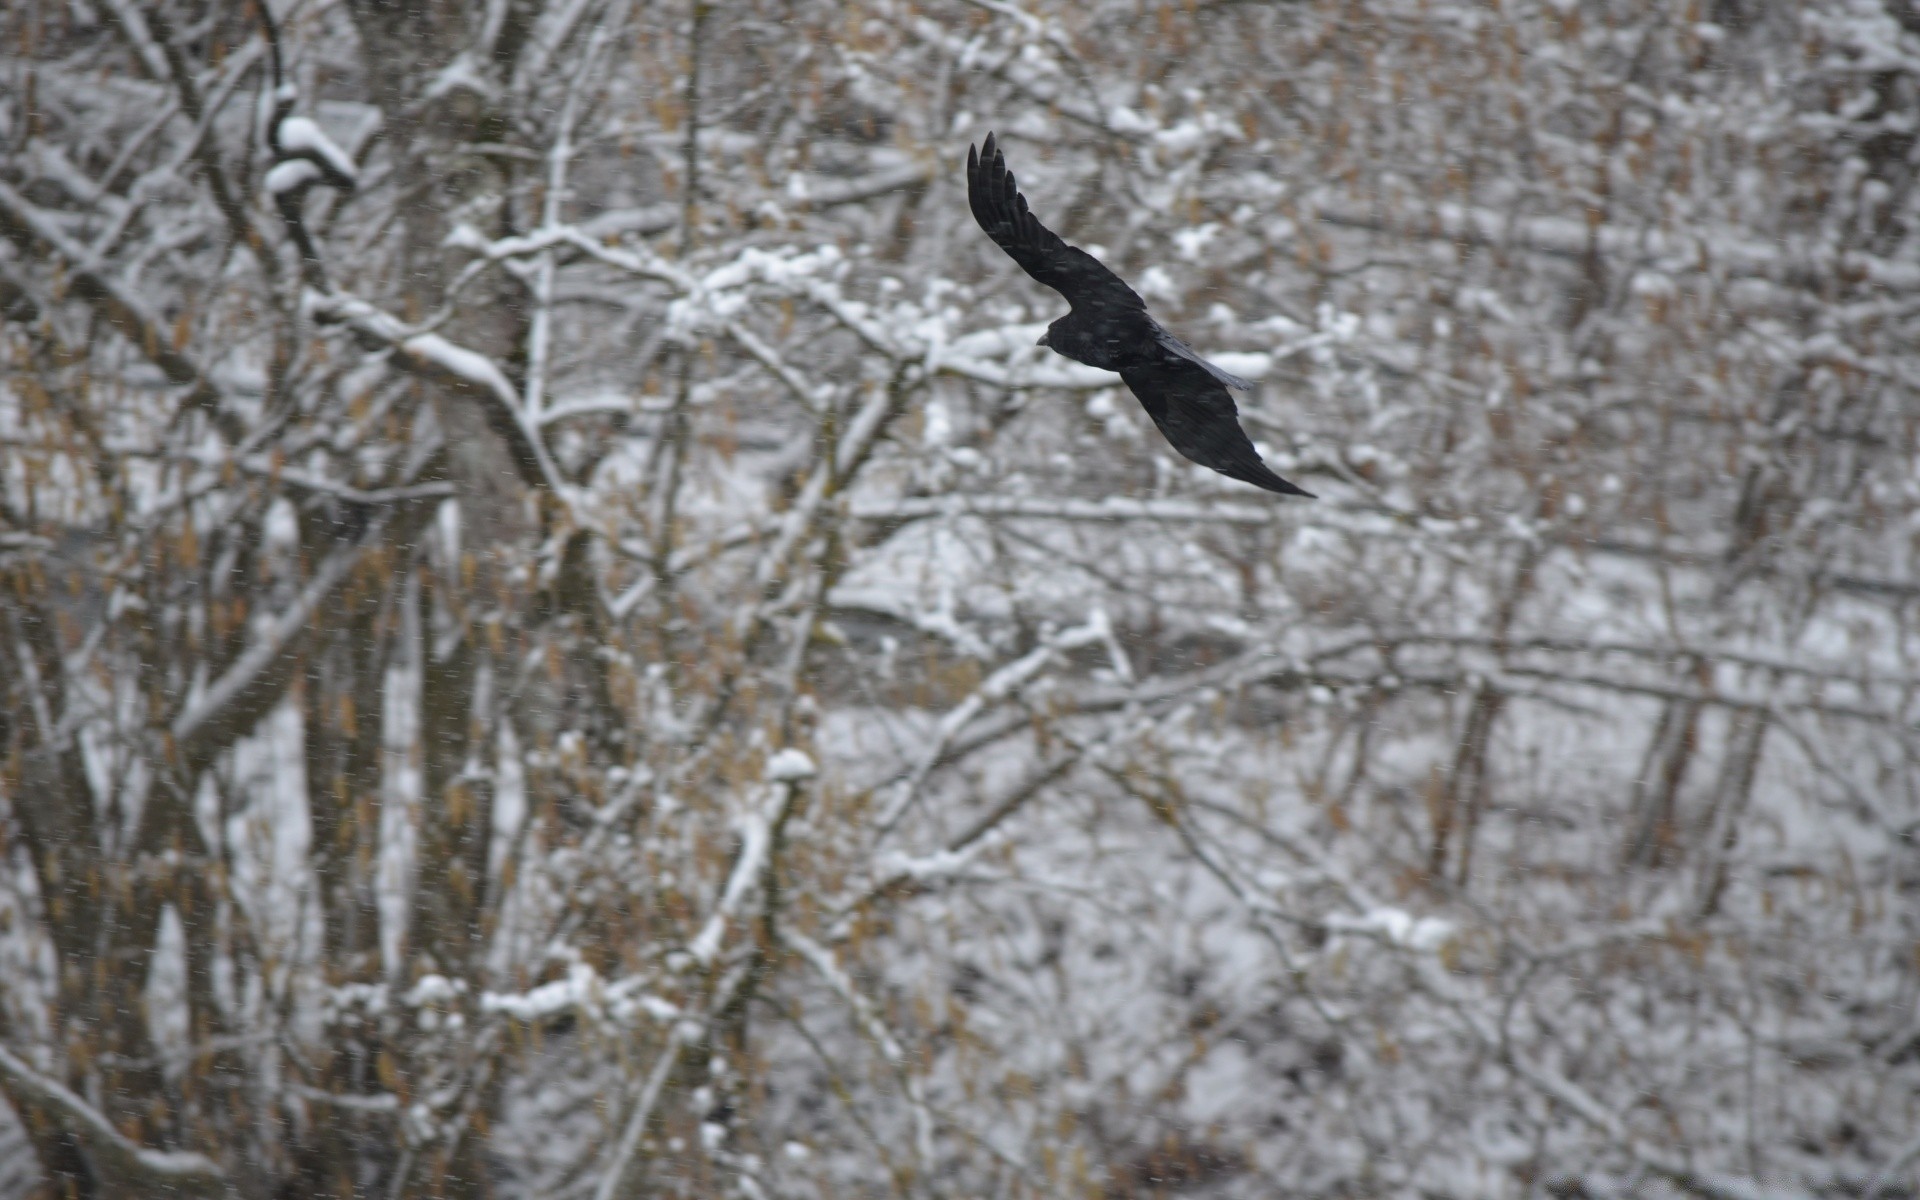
1036,331,1051,348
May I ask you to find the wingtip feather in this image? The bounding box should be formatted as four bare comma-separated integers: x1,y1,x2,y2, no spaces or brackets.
1231,463,1316,498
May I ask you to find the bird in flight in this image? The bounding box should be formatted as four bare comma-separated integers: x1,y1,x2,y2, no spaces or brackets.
966,133,1313,497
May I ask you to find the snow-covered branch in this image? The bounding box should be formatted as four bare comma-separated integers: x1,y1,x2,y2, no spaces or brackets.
303,288,577,501
0,1043,224,1189
171,519,383,747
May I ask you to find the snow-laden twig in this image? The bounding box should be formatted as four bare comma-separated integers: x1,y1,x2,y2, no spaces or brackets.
0,179,227,426
102,0,271,277
0,1041,225,1188
289,1083,401,1113
785,160,934,208
1307,194,1920,293
85,43,265,263
97,0,173,84
1498,1045,1813,1200
725,320,834,413
905,13,1124,138
828,738,1111,940
1103,765,1351,1029
477,962,680,1026
595,751,814,1199
696,367,911,692
783,930,939,1180
591,1012,706,1200
523,19,614,422
607,516,775,619
851,493,1285,526
688,750,816,964
273,116,360,188
514,0,604,93
170,518,381,747
873,608,1117,839
453,224,1120,393
303,288,580,506
1193,782,1819,1200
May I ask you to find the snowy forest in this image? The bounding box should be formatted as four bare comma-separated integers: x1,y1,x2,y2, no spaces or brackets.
3,0,1919,1196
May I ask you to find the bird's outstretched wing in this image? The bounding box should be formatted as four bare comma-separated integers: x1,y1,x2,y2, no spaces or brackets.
1119,361,1314,497
967,132,1144,312
1151,321,1253,391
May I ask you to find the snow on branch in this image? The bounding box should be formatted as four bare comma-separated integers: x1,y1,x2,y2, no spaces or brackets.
0,179,226,425
171,519,381,748
782,160,934,208
851,494,1283,526
873,609,1117,838
783,929,938,1173
687,751,815,965
452,223,1118,394
908,14,1124,137
478,962,681,1027
1307,194,1920,293
1500,1049,1815,1200
272,115,360,190
303,289,577,500
97,0,174,85
0,1042,225,1188
590,755,815,1200
592,1015,705,1200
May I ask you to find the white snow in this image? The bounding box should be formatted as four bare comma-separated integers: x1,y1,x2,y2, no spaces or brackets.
264,159,323,195
275,115,359,184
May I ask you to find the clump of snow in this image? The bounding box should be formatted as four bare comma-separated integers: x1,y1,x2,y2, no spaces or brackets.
1327,907,1455,952
275,116,359,185
264,160,323,195
764,748,817,783
405,974,466,1006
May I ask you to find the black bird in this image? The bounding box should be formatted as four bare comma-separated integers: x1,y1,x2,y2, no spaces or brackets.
966,133,1313,497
